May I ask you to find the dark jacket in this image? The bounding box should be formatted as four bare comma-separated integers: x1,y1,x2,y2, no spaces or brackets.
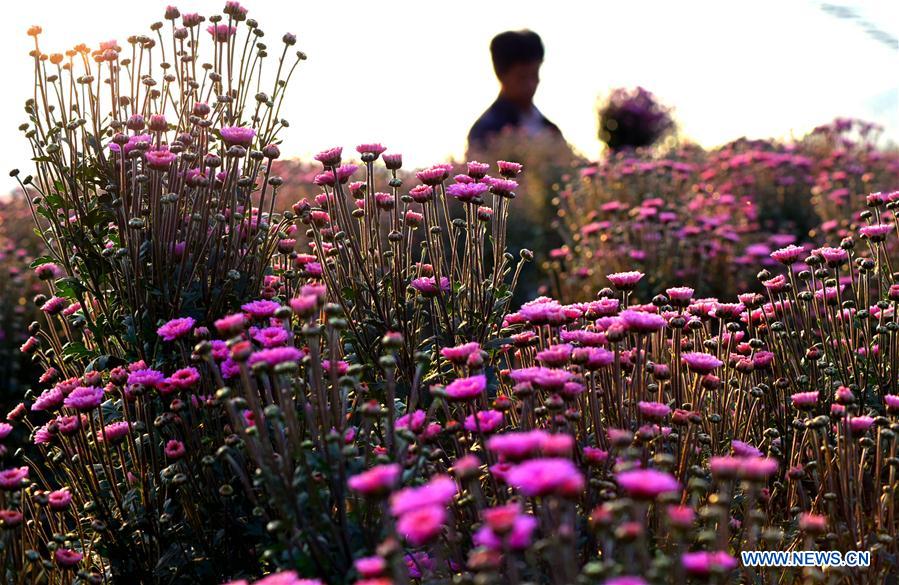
467,97,562,150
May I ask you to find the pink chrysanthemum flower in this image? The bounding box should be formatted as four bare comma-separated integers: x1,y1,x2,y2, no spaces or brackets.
497,160,523,177
474,508,537,551
242,299,281,320
31,387,64,412
464,410,504,434
396,505,446,546
40,296,68,315
770,244,806,265
146,148,177,170
207,23,236,42
443,374,487,401
348,463,402,496
157,317,196,341
356,143,387,158
248,347,304,368
506,458,585,497
0,466,29,490
791,390,819,410
48,488,73,511
681,551,737,576
220,126,255,147
165,439,186,460
96,421,131,444
252,326,290,348
390,475,456,517
127,368,165,387
63,386,103,411
638,401,671,420
215,313,247,336
616,469,679,500
619,309,666,334
446,181,489,203
681,351,723,374
486,430,549,461
169,367,200,390
731,440,762,458
54,548,83,567
602,578,649,585
411,276,449,297
314,146,343,167
607,270,644,290
440,342,481,364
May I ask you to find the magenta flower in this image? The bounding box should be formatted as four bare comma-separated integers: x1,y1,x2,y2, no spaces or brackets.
40,296,68,315
440,342,481,364
486,430,549,461
242,299,281,319
506,458,584,497
738,457,779,480
446,181,489,203
607,270,644,290
252,326,290,348
411,276,450,297
96,421,131,444
770,244,806,265
573,347,614,370
497,160,523,177
220,126,255,147
390,475,456,517
396,505,446,546
207,23,236,42
215,313,247,335
48,489,73,511
681,351,723,374
790,391,819,410
473,512,537,551
314,146,342,167
356,143,387,158
616,469,679,500
443,374,486,401
619,309,666,333
169,367,200,390
146,148,177,170
54,548,83,568
348,463,402,496
667,504,695,528
248,346,304,367
0,466,28,490
157,317,196,341
165,439,186,460
63,386,103,411
814,246,849,266
464,410,504,434
31,387,64,412
731,440,762,458
127,368,165,388
885,395,899,414
681,551,737,576
638,401,671,420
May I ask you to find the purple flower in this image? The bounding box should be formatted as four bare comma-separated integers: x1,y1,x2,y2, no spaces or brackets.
220,126,255,147
248,347,304,367
446,181,489,203
0,467,28,490
506,458,585,497
616,469,679,500
681,551,737,576
443,374,486,401
207,23,236,42
31,387,64,412
241,299,281,319
620,309,666,334
464,410,504,433
157,317,196,341
127,368,165,387
607,270,644,290
411,276,449,297
63,386,104,411
681,351,723,374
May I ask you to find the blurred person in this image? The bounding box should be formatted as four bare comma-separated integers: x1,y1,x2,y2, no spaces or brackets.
467,30,563,150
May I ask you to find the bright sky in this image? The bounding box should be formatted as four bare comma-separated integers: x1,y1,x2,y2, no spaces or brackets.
3,0,897,171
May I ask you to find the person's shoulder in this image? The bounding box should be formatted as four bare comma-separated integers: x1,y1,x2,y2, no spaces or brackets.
468,99,517,146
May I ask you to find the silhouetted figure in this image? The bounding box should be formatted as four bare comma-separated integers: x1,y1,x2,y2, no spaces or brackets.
468,30,562,150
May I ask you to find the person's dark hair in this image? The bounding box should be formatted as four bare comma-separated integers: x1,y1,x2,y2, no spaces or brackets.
490,30,544,77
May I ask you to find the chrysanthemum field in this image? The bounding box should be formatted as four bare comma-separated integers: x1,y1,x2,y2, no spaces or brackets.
2,4,899,585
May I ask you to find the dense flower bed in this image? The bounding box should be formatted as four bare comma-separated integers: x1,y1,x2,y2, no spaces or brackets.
2,3,899,585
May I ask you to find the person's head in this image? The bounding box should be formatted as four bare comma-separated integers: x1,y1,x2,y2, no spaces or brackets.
490,30,544,106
